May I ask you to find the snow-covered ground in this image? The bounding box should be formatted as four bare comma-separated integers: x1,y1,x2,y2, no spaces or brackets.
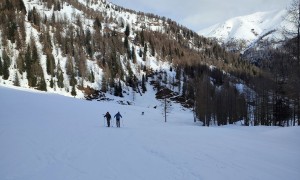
0,85,299,180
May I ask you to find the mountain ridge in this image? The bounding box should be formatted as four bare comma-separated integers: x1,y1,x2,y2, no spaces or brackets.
198,9,290,47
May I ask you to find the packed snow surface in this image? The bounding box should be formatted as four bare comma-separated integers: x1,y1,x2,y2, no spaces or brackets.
0,85,299,180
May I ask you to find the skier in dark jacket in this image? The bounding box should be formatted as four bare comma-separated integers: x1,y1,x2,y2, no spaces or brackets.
104,112,111,127
114,112,122,128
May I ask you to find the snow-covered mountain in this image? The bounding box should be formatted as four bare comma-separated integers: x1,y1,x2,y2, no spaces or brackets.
198,9,291,46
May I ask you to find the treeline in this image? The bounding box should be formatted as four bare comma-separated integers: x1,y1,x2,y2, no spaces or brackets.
248,37,300,126
183,66,247,126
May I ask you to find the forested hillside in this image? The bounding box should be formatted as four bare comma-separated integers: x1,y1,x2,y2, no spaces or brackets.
0,0,299,126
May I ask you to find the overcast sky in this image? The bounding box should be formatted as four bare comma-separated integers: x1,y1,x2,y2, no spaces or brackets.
109,0,291,31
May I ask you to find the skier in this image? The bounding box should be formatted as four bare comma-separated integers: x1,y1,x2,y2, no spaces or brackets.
114,112,123,128
104,112,111,127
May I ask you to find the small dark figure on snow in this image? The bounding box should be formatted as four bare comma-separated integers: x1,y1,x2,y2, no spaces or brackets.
104,112,111,127
142,112,144,115
114,112,123,128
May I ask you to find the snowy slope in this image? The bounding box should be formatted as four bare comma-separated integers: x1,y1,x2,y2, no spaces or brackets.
198,9,291,45
1,85,300,180
0,0,171,98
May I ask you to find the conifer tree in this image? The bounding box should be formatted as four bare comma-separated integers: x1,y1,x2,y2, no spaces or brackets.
127,48,131,61
150,39,155,56
26,39,45,88
37,76,47,91
118,81,123,97
46,52,56,76
114,81,123,97
162,45,166,58
51,12,55,23
0,57,3,76
85,28,93,57
143,44,147,61
56,61,64,88
77,51,87,78
2,50,10,80
132,46,137,63
181,75,187,97
89,70,95,83
124,36,129,49
8,21,17,43
16,54,25,74
114,87,118,97
65,56,74,76
28,7,40,26
125,24,130,37
109,79,115,95
101,74,108,93
25,45,32,85
175,67,181,80
139,48,143,58
142,74,147,93
93,16,102,30
14,72,20,86
140,30,145,46
69,71,77,87
50,78,54,88
31,40,39,64
71,85,77,96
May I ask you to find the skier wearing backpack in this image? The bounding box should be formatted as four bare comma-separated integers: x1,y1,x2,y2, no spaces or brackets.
114,112,122,128
104,112,112,127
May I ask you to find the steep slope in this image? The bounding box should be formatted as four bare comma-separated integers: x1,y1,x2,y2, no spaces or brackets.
0,0,258,100
1,85,300,180
0,0,165,97
198,9,290,47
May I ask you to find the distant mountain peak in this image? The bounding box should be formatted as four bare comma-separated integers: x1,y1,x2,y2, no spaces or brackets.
198,9,289,45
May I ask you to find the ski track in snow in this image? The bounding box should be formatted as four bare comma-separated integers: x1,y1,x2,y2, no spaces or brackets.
0,85,300,180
